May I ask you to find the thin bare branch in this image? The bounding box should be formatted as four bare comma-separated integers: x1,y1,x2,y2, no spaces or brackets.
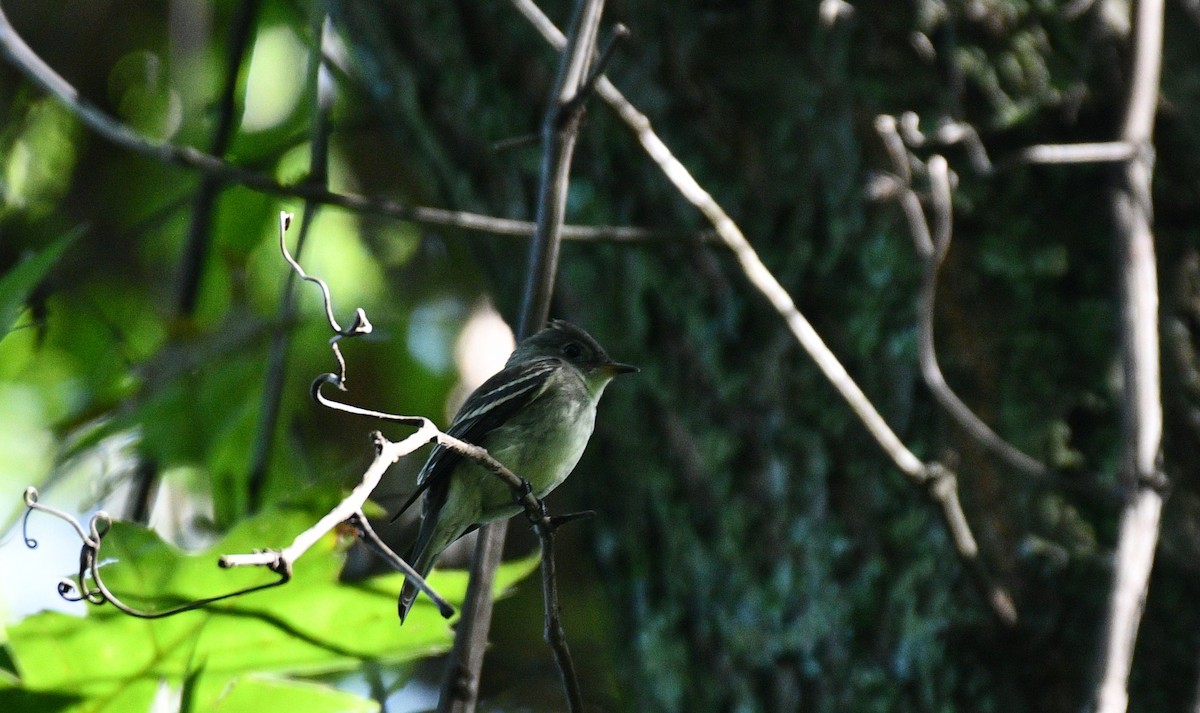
894,111,994,175
1019,142,1139,165
874,117,1049,479
219,424,455,618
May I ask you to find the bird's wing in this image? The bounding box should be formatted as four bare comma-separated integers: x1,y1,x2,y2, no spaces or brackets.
389,358,559,525
420,357,559,489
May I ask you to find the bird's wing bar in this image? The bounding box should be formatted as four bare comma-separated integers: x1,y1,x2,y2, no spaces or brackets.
424,358,558,478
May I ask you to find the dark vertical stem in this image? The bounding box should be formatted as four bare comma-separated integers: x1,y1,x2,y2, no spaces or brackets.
125,457,158,524
168,0,261,524
437,1,606,711
516,0,605,338
537,522,584,710
176,0,262,317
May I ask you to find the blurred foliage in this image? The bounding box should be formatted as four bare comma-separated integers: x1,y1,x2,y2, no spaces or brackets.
2,0,1200,711
2,496,538,712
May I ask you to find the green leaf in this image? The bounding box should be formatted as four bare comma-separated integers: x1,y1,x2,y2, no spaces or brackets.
0,229,77,336
5,502,539,712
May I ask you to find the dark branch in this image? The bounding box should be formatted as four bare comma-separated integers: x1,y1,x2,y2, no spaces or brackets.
177,0,262,316
445,2,609,712
0,6,706,244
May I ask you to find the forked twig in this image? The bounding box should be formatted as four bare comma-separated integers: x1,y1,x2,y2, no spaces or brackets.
874,114,1048,479
219,424,455,618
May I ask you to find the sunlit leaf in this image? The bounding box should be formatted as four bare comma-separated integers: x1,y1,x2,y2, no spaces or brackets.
202,675,378,713
0,98,79,220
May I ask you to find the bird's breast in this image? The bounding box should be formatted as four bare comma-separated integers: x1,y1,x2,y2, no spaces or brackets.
485,382,596,500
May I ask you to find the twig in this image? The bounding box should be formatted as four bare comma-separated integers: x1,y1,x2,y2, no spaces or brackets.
874,115,1048,479
0,4,696,244
1092,0,1167,709
509,0,1017,626
1018,141,1139,165
219,425,454,618
892,111,994,175
443,2,606,711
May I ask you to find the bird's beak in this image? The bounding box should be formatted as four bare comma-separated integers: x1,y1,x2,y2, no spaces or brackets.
600,361,639,376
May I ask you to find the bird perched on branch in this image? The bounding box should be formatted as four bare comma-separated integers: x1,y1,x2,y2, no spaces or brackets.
397,319,636,622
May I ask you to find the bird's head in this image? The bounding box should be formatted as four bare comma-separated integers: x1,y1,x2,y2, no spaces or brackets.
509,320,638,393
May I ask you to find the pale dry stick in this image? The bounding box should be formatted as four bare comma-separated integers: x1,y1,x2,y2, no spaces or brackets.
510,0,1017,626
919,157,1045,477
1093,0,1168,708
895,111,994,175
0,4,684,244
1019,141,1139,165
524,25,922,470
874,117,931,257
643,118,1018,624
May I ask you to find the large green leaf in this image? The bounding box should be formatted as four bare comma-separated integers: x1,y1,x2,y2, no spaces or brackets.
202,675,379,713
6,502,539,712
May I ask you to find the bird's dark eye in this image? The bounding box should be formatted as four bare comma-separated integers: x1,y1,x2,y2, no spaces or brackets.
561,342,583,359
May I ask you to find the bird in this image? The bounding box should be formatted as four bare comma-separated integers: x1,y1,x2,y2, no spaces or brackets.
397,319,636,622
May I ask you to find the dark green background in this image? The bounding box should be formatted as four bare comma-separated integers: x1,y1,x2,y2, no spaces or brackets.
3,0,1200,711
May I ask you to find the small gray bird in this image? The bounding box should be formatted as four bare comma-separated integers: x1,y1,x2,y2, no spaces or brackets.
398,320,636,622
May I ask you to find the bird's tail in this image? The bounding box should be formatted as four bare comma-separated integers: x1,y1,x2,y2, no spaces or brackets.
398,511,441,624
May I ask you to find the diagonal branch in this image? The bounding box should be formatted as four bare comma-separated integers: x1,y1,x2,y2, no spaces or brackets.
510,0,1017,626
219,424,455,618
